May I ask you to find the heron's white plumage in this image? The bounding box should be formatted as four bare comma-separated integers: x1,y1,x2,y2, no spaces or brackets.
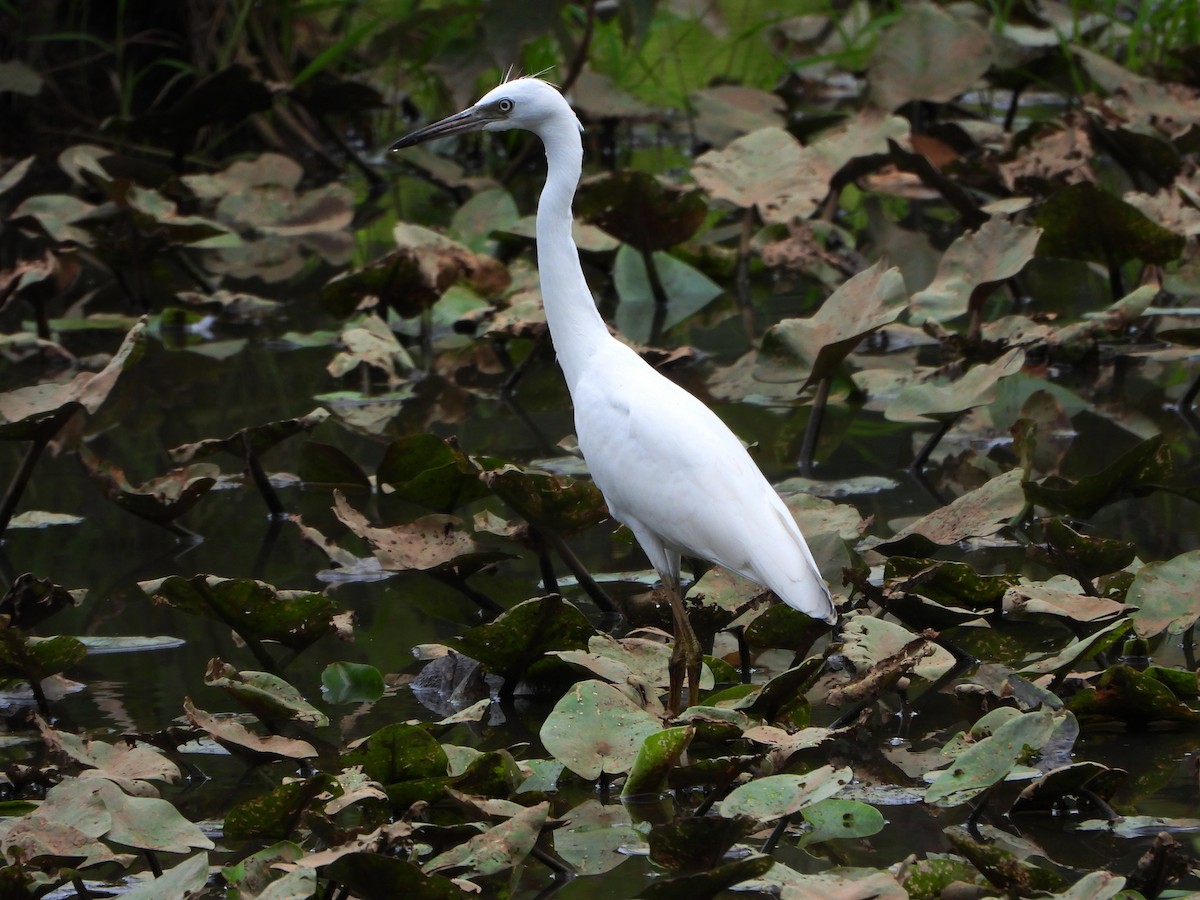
395,77,836,630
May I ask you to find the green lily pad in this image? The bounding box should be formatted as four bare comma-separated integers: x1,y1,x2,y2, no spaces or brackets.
425,801,549,877
719,766,851,821
1128,548,1200,638
553,799,646,875
204,659,329,726
1037,181,1185,267
885,557,1018,612
1068,664,1200,725
1023,435,1172,517
886,349,1025,423
799,797,886,844
140,575,338,650
224,774,333,841
377,434,491,512
480,463,609,535
924,710,1056,807
539,680,662,780
342,723,448,785
622,726,694,798
321,661,386,704
449,594,594,684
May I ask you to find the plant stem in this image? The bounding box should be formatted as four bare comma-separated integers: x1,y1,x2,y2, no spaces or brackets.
799,376,831,478
0,418,61,537
909,415,956,474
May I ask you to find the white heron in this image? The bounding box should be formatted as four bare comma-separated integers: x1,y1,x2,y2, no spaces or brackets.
393,77,837,712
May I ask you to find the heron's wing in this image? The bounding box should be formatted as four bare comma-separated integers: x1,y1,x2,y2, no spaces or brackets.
573,345,834,622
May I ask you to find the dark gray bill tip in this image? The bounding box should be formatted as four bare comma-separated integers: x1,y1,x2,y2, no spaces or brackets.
388,107,492,153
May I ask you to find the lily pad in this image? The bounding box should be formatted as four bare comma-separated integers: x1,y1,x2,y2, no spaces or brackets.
577,170,706,252
424,801,549,876
120,851,210,899
756,262,907,387
1128,548,1200,638
204,659,330,727
622,726,694,798
874,469,1027,554
885,349,1026,423
377,434,492,511
80,448,217,526
449,594,594,684
1037,181,1185,267
719,766,851,821
799,797,886,844
1023,435,1172,517
539,680,661,780
924,710,1056,806
169,408,330,463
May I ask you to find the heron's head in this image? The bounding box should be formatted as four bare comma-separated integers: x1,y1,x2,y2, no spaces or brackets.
391,77,580,151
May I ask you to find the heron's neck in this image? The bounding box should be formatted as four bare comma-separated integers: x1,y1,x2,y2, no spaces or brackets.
535,114,611,394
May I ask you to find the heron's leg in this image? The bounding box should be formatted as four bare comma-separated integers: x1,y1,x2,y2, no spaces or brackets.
664,576,702,714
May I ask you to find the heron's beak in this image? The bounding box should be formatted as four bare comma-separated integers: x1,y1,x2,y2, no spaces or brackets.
390,106,495,151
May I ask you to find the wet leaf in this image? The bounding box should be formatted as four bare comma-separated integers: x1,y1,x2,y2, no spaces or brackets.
756,262,906,387
1030,518,1138,582
886,349,1025,423
743,603,830,652
875,469,1026,553
333,492,501,573
120,851,209,899
1127,548,1200,638
909,219,1042,324
321,661,385,704
719,766,851,821
799,797,886,844
1018,618,1132,677
425,801,548,876
944,825,1069,894
0,620,86,685
1068,664,1200,725
885,557,1018,612
1010,762,1126,815
577,171,706,252
539,680,661,779
376,434,491,512
169,408,329,463
0,574,80,630
184,699,317,762
1023,435,1172,517
0,317,146,438
480,463,609,535
553,800,645,875
925,710,1057,806
1037,182,1185,267
80,448,217,525
622,726,694,798
141,575,339,650
224,774,332,841
298,442,372,492
868,2,993,110
204,659,329,726
342,722,448,785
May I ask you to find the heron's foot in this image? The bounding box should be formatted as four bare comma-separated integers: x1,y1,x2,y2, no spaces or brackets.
666,608,703,716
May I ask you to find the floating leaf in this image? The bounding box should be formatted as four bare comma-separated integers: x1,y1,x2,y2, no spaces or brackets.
875,469,1026,553
799,798,886,845
756,262,906,387
322,662,386,704
885,349,1025,423
868,2,994,110
925,710,1056,806
885,557,1017,612
480,463,609,535
1128,549,1200,638
554,800,646,875
719,766,851,821
204,659,329,727
539,680,661,780
1023,435,1172,517
622,727,694,798
909,219,1042,324
184,699,317,763
1037,181,1185,267
376,434,491,512
169,408,329,463
1068,664,1200,725
141,575,338,650
424,801,548,876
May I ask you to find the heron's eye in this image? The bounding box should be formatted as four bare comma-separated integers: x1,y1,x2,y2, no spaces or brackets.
497,98,514,113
